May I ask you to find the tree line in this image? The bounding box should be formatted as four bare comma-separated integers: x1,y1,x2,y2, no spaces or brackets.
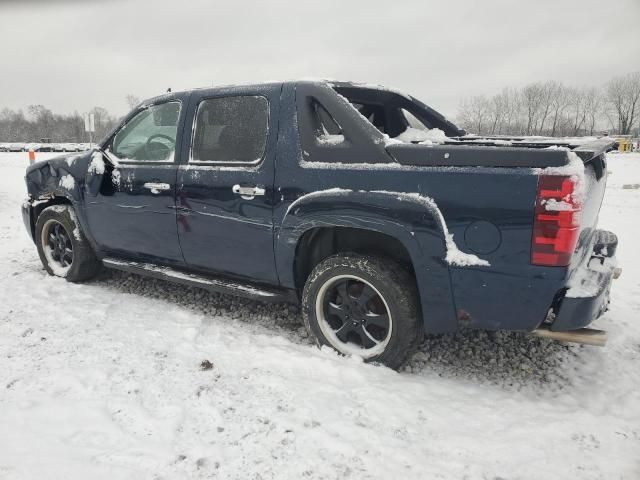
0,95,141,143
457,71,640,137
3,77,639,143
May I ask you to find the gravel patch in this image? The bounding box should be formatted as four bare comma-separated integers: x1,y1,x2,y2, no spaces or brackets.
98,270,307,341
406,330,580,391
96,270,581,391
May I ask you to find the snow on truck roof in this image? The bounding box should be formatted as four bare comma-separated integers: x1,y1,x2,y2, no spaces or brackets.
143,80,412,103
137,82,615,160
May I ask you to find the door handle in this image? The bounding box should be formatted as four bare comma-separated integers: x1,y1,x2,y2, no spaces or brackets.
232,184,265,199
143,182,171,193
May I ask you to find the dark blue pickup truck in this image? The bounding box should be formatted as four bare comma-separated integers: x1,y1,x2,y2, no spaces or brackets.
22,80,620,368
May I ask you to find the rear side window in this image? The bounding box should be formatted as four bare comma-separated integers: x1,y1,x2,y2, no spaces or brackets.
401,108,428,130
354,103,387,133
191,96,269,164
311,100,346,145
313,101,341,136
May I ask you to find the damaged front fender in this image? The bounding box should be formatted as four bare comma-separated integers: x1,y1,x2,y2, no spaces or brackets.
25,151,95,201
23,151,95,241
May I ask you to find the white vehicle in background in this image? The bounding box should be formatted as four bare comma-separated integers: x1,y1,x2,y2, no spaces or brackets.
8,143,25,152
0,143,9,152
25,143,42,152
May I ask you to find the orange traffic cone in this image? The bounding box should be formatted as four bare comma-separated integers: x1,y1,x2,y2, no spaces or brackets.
28,149,36,164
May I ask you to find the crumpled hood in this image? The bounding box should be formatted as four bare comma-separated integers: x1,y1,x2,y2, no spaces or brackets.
24,150,94,199
25,150,93,176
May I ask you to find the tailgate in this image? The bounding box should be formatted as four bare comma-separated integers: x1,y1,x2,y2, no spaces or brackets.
569,139,616,272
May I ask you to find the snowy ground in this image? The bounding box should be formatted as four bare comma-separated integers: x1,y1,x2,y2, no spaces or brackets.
0,151,639,479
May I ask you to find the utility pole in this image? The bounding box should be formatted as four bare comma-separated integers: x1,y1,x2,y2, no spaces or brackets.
84,113,95,148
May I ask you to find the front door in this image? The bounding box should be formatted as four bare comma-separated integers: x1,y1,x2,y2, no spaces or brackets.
86,99,187,265
176,87,279,283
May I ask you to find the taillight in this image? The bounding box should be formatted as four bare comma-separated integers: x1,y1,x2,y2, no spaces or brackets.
531,175,581,266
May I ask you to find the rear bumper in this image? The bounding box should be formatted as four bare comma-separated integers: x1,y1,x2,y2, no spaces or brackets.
551,265,613,331
550,230,618,332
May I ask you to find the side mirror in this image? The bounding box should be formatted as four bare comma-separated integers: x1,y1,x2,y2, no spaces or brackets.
84,150,108,197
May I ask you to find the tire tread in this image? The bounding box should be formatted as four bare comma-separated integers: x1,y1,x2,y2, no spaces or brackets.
302,253,423,369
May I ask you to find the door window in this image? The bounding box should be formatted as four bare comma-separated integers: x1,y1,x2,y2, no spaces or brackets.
191,96,269,164
112,102,181,162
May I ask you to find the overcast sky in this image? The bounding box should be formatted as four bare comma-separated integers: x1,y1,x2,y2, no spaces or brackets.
0,0,638,119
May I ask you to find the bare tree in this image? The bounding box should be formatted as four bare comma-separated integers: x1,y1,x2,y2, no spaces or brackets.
536,81,560,135
455,71,640,137
487,92,508,134
606,71,640,135
583,87,603,136
547,82,570,136
0,102,123,143
0,108,30,141
500,87,522,135
0,106,104,142
125,94,141,110
457,95,490,134
522,82,546,135
565,88,587,136
27,104,56,139
88,106,119,140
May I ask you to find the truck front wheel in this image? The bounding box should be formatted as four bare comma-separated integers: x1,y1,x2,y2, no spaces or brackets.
302,254,422,369
35,205,101,282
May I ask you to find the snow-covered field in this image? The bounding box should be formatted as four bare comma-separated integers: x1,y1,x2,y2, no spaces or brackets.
0,151,639,479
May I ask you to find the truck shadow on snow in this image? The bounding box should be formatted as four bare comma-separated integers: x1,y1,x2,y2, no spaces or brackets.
95,270,581,391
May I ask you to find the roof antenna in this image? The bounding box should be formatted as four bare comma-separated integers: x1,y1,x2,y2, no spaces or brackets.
167,87,172,93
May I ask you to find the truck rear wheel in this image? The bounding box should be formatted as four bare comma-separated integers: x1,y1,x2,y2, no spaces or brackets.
35,205,101,282
302,254,422,369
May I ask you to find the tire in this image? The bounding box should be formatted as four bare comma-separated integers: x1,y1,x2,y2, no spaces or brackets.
302,254,422,369
35,204,101,282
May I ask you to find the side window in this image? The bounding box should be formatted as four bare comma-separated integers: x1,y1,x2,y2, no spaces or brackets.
353,103,386,133
311,100,345,145
192,96,269,164
401,108,429,130
112,102,181,161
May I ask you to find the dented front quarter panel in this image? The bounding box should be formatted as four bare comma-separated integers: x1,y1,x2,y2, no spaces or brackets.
25,151,92,201
23,150,98,244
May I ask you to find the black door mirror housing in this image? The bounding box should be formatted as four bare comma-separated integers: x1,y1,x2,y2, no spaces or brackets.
84,150,108,197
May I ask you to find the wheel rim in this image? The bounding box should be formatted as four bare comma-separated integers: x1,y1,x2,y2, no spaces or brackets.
41,219,74,275
315,274,392,358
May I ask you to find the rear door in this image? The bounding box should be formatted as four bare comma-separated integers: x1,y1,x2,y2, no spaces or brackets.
175,85,280,283
85,99,187,265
